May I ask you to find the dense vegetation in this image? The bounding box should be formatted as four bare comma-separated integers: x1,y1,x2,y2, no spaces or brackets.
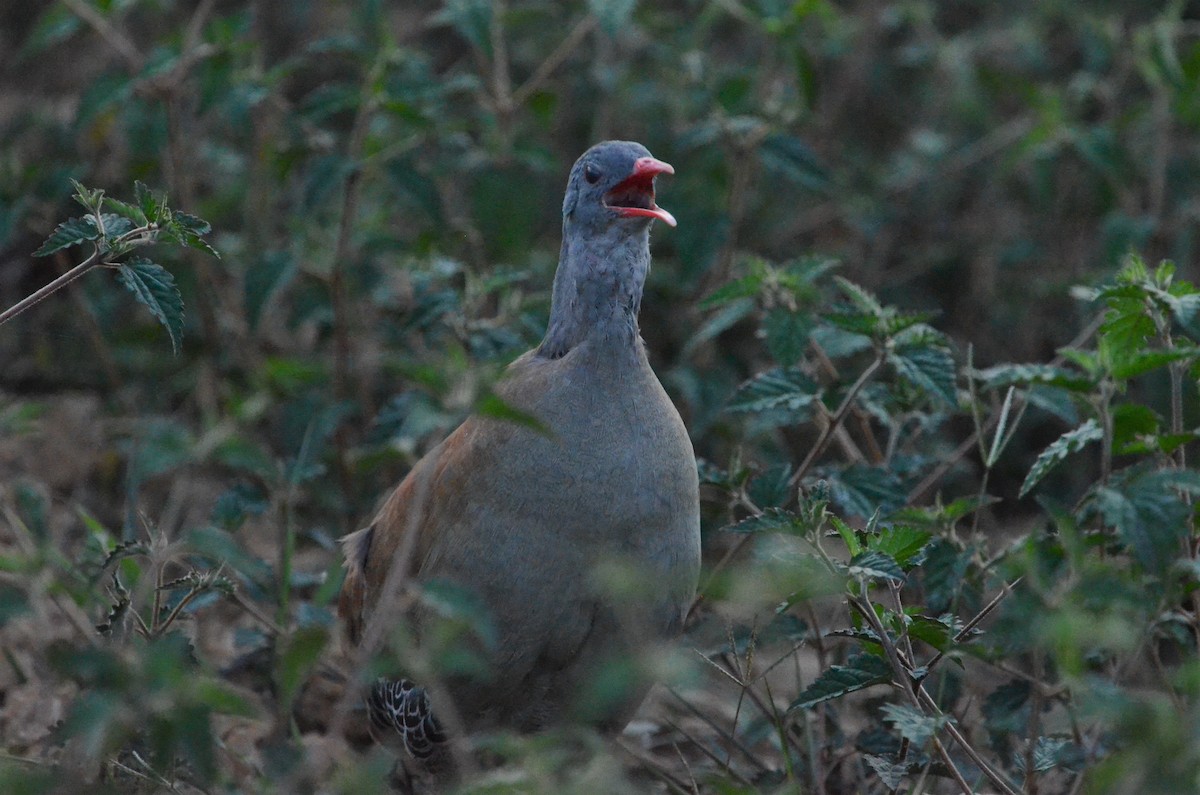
2,2,1200,793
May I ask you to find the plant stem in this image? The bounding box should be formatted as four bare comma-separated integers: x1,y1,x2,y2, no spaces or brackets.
0,249,102,327
789,349,886,492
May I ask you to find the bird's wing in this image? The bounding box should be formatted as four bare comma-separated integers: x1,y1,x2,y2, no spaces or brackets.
338,418,478,648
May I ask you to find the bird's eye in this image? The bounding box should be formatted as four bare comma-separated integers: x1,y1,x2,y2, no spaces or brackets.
583,164,601,184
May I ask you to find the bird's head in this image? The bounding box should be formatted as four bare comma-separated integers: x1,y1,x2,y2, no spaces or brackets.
563,140,676,231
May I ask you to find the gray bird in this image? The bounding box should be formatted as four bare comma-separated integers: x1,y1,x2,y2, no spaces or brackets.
339,140,700,782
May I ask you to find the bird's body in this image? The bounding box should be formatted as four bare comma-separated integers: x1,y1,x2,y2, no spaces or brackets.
339,141,700,762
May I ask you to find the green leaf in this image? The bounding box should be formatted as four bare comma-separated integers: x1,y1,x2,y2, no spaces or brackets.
834,276,884,315
863,754,908,791
114,257,185,353
1083,466,1200,573
907,614,957,652
829,514,861,556
33,217,99,256
163,212,220,258
1169,292,1200,339
764,308,814,366
135,180,167,224
93,212,134,239
880,702,949,747
70,179,104,213
1019,419,1103,498
1109,346,1200,380
588,0,637,36
848,550,906,583
727,367,820,418
889,328,956,405
971,362,1095,393
1014,736,1075,775
871,526,932,567
700,273,765,308
1111,403,1161,455
788,652,891,710
829,464,907,518
103,196,148,226
723,507,801,535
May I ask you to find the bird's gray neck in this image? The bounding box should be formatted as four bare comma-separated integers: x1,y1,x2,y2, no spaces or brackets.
537,222,651,360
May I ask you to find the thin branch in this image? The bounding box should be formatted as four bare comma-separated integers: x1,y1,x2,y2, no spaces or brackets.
511,15,597,107
924,577,1021,675
60,0,142,70
908,312,1105,503
0,249,102,326
789,349,887,491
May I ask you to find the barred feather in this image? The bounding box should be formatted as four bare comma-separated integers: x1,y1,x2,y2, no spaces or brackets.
368,678,447,759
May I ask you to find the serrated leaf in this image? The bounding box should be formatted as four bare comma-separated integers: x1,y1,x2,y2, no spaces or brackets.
889,330,956,405
1109,346,1200,380
700,273,765,308
863,754,908,791
825,303,881,337
723,507,801,535
114,257,185,353
92,212,134,239
1013,736,1075,775
828,463,907,518
871,526,932,567
848,550,906,582
727,367,820,417
764,308,813,366
1170,292,1200,339
33,217,99,256
70,179,104,213
880,702,949,747
907,614,958,652
834,276,885,315
1018,418,1102,497
162,212,220,258
103,197,148,226
971,362,1095,392
789,653,891,710
171,211,211,236
829,514,861,556
135,180,167,223
1083,466,1200,573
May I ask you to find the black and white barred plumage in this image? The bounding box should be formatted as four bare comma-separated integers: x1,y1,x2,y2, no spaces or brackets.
367,678,447,759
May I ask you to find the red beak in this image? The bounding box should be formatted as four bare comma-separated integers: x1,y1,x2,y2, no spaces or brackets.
604,156,677,227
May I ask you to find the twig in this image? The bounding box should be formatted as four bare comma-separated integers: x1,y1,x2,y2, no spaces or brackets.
60,0,142,70
788,349,886,491
615,739,695,795
0,250,102,327
924,577,1021,675
511,16,597,107
907,312,1105,502
665,687,771,773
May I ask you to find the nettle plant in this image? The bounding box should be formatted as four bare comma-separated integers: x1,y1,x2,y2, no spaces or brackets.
1,180,217,351
698,255,1200,793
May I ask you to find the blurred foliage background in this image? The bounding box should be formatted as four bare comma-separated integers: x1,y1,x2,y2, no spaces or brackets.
2,1,1200,793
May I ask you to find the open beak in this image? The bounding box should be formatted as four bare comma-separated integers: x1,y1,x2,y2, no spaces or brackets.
603,156,677,227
